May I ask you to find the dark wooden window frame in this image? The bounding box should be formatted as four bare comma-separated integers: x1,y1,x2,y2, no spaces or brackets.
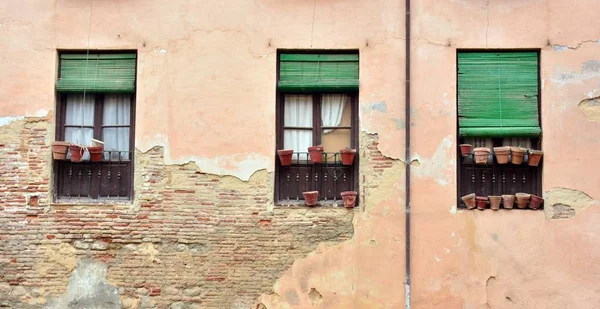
456,49,543,208
54,50,136,202
275,91,359,203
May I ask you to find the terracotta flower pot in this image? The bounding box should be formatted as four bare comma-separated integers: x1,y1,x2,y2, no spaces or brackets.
461,193,476,210
340,148,356,165
528,150,543,167
302,191,319,206
502,195,515,209
459,144,472,157
341,191,358,208
88,145,104,162
69,145,84,163
51,141,70,160
515,193,531,209
277,149,293,166
529,194,544,210
510,147,526,165
489,196,502,210
493,146,510,164
308,145,324,164
473,147,491,165
476,196,488,210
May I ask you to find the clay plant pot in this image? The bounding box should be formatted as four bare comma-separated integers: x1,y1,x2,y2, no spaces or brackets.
459,144,473,157
277,150,293,166
51,141,70,160
476,196,488,210
502,195,515,209
461,193,476,210
528,150,543,167
88,145,104,162
515,193,531,209
308,145,324,164
302,191,319,206
340,148,357,165
529,194,544,210
341,191,358,208
510,147,526,165
473,147,491,165
493,146,510,164
488,196,502,210
69,145,85,163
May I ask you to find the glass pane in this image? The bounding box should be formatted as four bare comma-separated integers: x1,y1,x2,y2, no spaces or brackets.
321,94,351,127
65,94,95,126
103,127,130,160
322,128,351,162
284,129,312,155
103,94,131,125
65,127,93,146
284,95,313,127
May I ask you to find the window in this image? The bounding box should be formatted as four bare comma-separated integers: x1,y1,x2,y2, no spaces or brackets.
457,51,542,208
54,52,136,201
276,52,359,203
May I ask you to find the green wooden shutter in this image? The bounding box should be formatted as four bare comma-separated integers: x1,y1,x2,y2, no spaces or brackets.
458,52,540,137
278,53,359,92
57,53,136,93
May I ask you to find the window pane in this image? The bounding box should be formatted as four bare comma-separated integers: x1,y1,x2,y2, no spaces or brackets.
284,95,312,127
103,127,130,160
284,129,312,154
322,128,351,158
103,94,131,125
321,94,351,128
65,127,94,147
65,94,95,126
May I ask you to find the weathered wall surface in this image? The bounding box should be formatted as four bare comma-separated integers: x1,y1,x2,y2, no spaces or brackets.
1,0,599,309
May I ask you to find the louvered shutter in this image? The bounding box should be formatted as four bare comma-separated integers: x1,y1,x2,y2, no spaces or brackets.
57,53,136,93
278,53,359,92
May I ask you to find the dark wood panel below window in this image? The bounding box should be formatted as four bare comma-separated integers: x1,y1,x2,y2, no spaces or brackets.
55,160,131,200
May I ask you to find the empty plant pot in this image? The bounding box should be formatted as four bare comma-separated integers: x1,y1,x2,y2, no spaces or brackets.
510,147,526,165
69,145,84,163
459,144,473,157
473,147,491,165
340,148,357,165
528,150,543,167
515,193,531,209
476,196,488,210
489,196,502,210
529,194,544,210
493,146,510,164
51,141,70,160
88,145,104,162
302,191,319,206
308,145,324,164
502,195,515,209
277,150,293,166
341,191,358,208
461,193,476,209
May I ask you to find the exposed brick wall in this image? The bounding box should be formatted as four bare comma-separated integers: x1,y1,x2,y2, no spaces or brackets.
0,118,356,308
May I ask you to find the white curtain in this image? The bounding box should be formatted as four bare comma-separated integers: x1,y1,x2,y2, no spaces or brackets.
284,95,312,154
103,94,131,160
65,94,95,146
502,137,531,148
321,94,348,133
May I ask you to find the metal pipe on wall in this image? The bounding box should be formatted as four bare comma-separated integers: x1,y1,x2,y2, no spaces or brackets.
404,0,412,308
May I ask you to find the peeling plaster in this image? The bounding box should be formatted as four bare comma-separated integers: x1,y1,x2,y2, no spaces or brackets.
578,96,600,122
544,187,599,219
411,135,455,186
553,38,600,51
137,134,271,181
0,109,49,127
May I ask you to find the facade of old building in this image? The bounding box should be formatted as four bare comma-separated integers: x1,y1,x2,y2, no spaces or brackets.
1,0,599,308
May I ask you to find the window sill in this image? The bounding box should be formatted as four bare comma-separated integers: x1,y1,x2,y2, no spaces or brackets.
52,197,132,207
276,199,357,209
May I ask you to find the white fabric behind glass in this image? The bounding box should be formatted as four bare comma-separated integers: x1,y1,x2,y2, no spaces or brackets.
65,94,95,146
321,94,348,133
103,94,131,160
283,95,313,153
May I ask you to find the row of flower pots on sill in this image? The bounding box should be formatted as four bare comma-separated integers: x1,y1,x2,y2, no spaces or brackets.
302,190,358,208
277,146,357,166
459,144,543,166
51,140,104,163
461,193,543,210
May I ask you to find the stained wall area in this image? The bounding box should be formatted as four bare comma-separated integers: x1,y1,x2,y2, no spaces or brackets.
0,0,599,309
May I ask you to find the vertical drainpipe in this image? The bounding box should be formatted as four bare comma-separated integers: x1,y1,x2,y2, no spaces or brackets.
404,0,412,308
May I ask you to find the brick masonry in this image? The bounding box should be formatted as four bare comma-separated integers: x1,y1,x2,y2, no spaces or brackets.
0,118,403,308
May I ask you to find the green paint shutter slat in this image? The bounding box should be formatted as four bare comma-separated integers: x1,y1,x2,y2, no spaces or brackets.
278,53,359,92
57,53,137,93
458,52,540,137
